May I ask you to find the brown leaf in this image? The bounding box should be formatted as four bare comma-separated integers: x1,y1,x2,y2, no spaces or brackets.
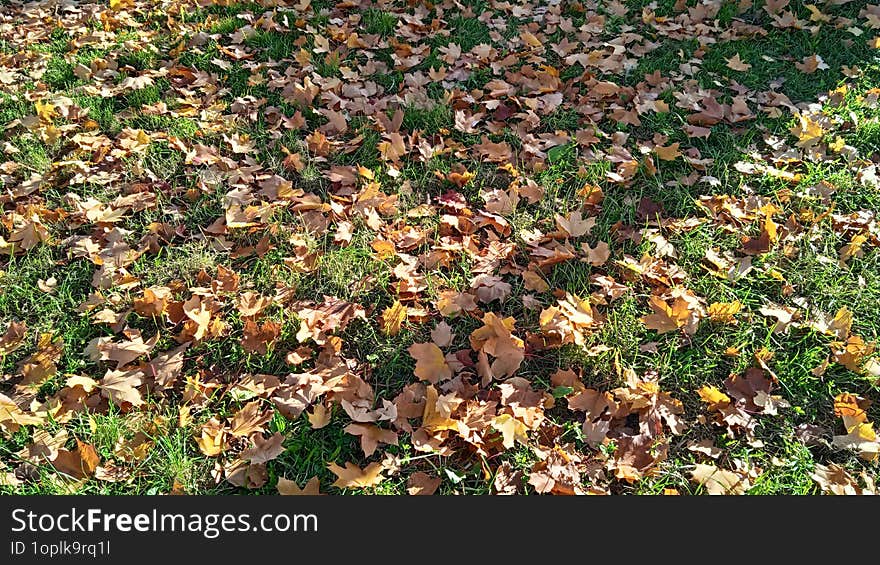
99,368,144,407
307,404,331,429
277,476,322,495
51,439,100,480
812,463,874,495
555,210,595,238
196,417,226,457
241,432,286,464
241,319,281,355
344,423,398,457
145,343,188,389
0,320,27,356
582,240,611,266
228,401,271,437
407,471,441,495
408,342,452,384
182,295,213,341
327,461,386,489
725,53,751,71
430,321,454,348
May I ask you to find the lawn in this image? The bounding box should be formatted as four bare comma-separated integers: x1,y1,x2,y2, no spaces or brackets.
1,0,879,495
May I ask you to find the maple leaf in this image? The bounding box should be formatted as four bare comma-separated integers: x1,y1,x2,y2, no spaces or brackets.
327,461,386,489
0,393,43,434
492,413,529,449
145,343,188,389
555,210,595,238
795,54,829,74
474,136,513,163
725,53,751,71
35,99,57,122
470,312,525,381
408,342,452,384
582,240,611,266
344,423,399,457
831,336,876,373
228,401,271,437
653,142,681,161
812,463,875,495
241,319,281,355
182,295,213,341
690,464,750,495
791,113,825,148
277,476,322,495
307,404,331,429
380,300,407,336
435,290,479,317
759,304,799,334
641,294,699,335
52,439,100,480
697,385,731,411
133,286,171,319
522,269,550,292
118,128,151,153
707,301,742,324
471,274,512,303
6,218,50,251
831,393,878,460
236,291,272,318
241,432,286,464
196,417,226,457
430,321,454,348
88,331,158,368
17,332,64,388
99,368,144,407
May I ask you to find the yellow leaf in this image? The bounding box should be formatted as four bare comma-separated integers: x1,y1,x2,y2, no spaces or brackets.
109,0,134,10
380,300,407,336
35,100,56,122
791,114,824,148
697,385,730,410
707,301,742,324
492,413,529,449
195,418,225,457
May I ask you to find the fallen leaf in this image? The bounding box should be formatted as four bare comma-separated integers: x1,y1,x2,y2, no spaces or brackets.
344,423,398,457
690,464,749,494
277,476,322,495
327,461,386,489
408,342,452,384
407,472,441,495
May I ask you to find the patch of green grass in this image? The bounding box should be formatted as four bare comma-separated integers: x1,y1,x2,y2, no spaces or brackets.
362,9,398,37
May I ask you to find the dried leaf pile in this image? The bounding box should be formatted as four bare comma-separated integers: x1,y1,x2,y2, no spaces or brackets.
1,0,880,495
